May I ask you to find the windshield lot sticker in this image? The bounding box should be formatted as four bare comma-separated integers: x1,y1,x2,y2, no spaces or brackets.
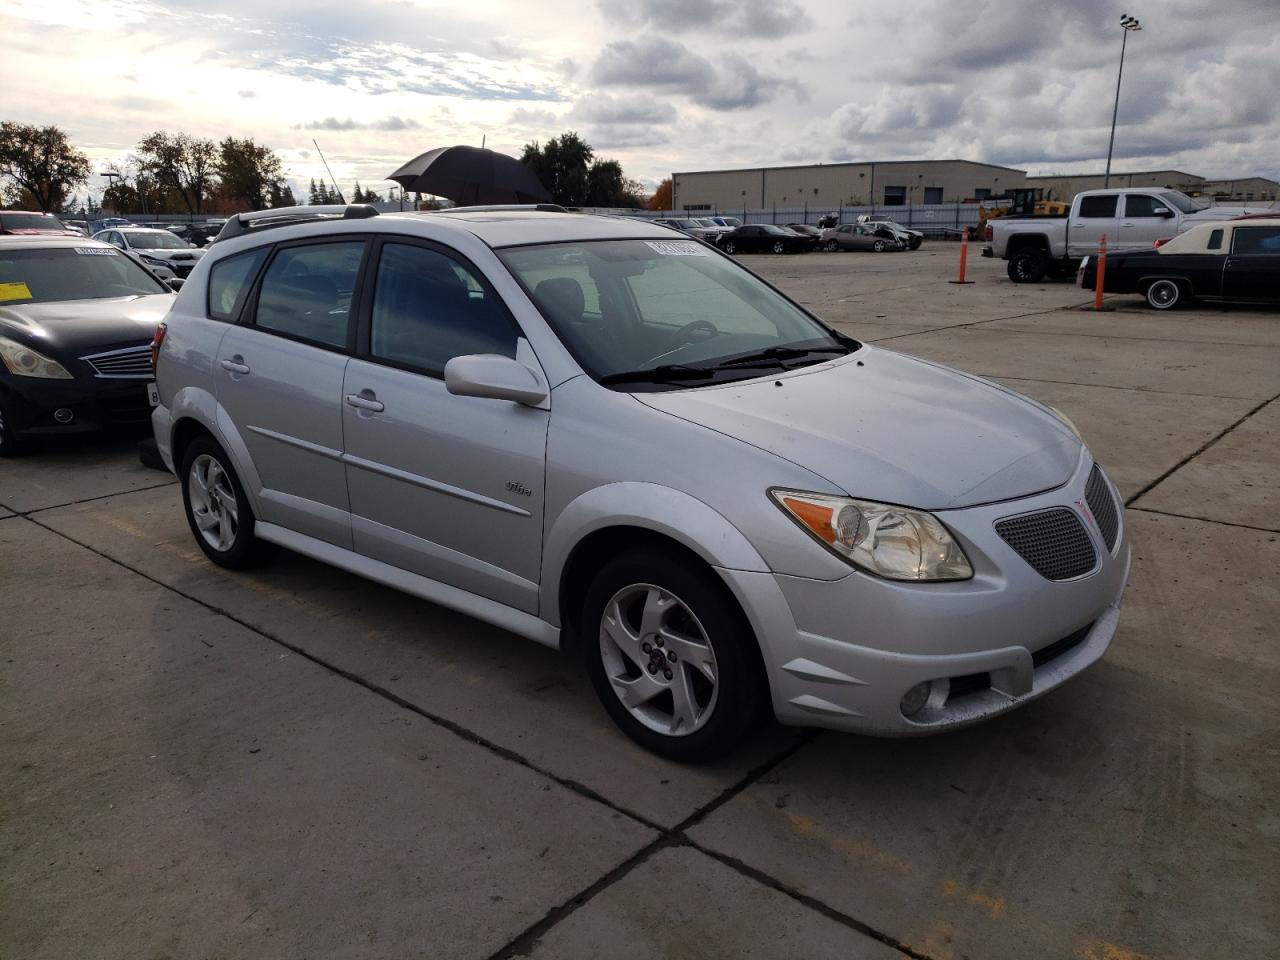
0,281,33,301
644,240,707,257
73,247,119,256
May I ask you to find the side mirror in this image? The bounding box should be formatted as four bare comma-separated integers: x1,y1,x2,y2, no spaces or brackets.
1155,208,1174,218
167,277,185,292
444,354,547,406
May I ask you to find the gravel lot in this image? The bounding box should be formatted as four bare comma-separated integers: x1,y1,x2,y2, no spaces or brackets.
3,248,1277,959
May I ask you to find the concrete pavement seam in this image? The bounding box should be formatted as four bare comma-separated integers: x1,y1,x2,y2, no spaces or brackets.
9,478,177,518
981,374,1255,401
1127,506,1280,535
1125,389,1280,507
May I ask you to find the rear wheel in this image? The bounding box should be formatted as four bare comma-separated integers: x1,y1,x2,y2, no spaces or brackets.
582,549,764,762
872,239,885,252
771,240,785,254
723,241,737,255
180,436,272,569
824,239,839,252
1145,279,1183,310
1007,248,1048,283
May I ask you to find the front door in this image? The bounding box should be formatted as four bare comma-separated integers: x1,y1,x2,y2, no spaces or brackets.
1118,194,1176,251
1067,193,1121,258
1223,226,1280,302
215,238,367,549
341,238,549,613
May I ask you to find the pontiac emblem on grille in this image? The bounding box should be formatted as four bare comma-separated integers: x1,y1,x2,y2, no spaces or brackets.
1075,498,1097,530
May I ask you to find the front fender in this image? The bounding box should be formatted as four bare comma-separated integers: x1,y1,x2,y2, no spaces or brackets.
540,481,770,627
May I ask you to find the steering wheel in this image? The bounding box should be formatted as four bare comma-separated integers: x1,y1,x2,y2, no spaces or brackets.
663,319,718,353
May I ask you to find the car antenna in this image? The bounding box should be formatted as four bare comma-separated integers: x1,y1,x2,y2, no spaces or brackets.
312,139,346,204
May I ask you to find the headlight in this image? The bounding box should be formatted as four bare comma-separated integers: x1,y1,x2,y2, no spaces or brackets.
770,489,972,581
0,336,74,379
140,254,167,266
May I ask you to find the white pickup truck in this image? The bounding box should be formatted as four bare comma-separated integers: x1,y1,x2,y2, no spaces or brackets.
983,188,1248,282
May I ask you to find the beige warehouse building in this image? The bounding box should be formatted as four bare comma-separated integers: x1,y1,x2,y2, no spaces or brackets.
1025,171,1280,202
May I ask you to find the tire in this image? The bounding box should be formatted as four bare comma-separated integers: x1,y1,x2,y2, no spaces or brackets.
1145,279,1183,310
824,239,839,252
180,435,272,569
582,549,764,762
872,239,885,252
771,240,785,254
1007,248,1048,283
0,393,30,457
910,238,922,250
723,241,736,255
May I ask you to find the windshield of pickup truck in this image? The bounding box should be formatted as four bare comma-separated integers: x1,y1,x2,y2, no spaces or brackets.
1160,191,1207,214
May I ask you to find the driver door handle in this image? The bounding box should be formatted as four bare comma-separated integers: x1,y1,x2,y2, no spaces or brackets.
345,392,384,412
220,356,250,375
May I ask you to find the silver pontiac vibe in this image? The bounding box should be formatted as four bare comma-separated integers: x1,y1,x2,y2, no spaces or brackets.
151,205,1129,761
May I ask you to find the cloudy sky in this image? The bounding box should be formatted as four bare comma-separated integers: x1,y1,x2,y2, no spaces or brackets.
4,0,1278,201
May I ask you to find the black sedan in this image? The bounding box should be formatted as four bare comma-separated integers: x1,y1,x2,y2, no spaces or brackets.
0,236,175,455
1081,219,1280,310
783,223,824,250
720,224,811,255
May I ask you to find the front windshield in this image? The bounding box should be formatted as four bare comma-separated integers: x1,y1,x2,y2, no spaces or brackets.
125,230,189,249
0,246,169,303
499,238,852,390
1161,191,1206,213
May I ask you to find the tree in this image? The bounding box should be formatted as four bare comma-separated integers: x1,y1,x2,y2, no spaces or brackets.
270,182,296,208
647,177,672,211
521,132,593,206
0,122,91,212
136,131,218,214
217,137,285,211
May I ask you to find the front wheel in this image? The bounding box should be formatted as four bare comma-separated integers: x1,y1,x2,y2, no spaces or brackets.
771,240,785,254
181,436,272,569
825,239,839,252
1007,248,1048,283
723,241,736,254
872,239,885,252
582,550,764,762
1145,279,1183,310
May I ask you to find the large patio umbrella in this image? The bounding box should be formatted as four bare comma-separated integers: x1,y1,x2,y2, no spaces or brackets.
388,145,552,205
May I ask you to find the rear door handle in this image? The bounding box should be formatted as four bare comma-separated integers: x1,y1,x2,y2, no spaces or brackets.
345,392,384,412
220,357,250,375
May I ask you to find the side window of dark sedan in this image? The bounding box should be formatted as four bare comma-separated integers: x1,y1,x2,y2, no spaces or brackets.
369,242,519,377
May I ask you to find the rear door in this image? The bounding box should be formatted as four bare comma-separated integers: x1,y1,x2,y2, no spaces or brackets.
1067,194,1120,258
341,238,549,613
214,237,368,549
1118,194,1176,251
1223,226,1280,301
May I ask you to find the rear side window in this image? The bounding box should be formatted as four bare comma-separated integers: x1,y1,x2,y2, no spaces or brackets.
253,241,365,349
208,248,267,321
1207,229,1224,250
1078,195,1118,218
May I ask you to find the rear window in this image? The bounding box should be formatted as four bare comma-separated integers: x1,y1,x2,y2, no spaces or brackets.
1077,195,1118,218
208,248,268,321
0,212,66,231
0,246,168,303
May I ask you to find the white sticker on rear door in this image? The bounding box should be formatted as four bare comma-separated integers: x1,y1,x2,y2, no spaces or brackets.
643,240,707,257
74,247,119,255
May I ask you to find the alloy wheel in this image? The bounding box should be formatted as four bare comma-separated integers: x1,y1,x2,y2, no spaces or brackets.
599,583,719,737
188,453,239,552
772,240,785,254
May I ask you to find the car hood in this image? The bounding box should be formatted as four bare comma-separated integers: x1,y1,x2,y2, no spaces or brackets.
636,348,1081,510
134,248,204,261
0,295,174,353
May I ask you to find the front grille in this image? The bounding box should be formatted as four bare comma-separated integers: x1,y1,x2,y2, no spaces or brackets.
995,508,1097,580
81,344,152,379
1084,464,1120,551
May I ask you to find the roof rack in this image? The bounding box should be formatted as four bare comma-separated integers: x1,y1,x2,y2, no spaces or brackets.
214,204,379,243
436,203,569,214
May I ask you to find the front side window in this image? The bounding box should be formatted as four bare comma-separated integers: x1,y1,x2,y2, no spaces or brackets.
500,239,851,389
0,246,169,303
208,248,268,321
253,241,364,348
369,242,518,375
1078,195,1118,218
1123,195,1166,217
1231,227,1280,254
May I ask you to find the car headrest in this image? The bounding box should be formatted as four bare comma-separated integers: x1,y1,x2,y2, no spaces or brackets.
534,277,585,320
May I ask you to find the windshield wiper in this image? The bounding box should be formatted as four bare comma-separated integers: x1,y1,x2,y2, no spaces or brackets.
598,363,716,386
710,345,850,370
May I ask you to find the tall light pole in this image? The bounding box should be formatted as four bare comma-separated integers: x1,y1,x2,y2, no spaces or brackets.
1104,14,1143,188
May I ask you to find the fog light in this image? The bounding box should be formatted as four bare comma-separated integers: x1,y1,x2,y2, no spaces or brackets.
53,408,74,424
900,681,931,718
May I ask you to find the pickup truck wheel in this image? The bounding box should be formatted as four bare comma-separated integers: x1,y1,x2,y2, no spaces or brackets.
1145,279,1183,310
1008,249,1048,283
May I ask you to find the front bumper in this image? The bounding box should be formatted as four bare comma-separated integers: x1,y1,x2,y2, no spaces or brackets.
719,452,1130,736
2,375,155,435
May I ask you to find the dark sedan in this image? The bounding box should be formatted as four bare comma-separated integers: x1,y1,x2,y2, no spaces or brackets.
720,224,810,255
1081,219,1280,310
783,223,823,250
0,236,174,455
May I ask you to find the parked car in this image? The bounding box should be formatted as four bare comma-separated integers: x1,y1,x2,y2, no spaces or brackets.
783,224,823,250
0,212,79,236
985,188,1253,282
652,217,718,242
720,223,810,254
151,204,1128,760
0,236,175,455
89,217,134,234
93,227,206,277
858,216,924,250
1081,218,1280,309
694,218,732,246
168,222,226,247
821,223,899,252
710,216,742,229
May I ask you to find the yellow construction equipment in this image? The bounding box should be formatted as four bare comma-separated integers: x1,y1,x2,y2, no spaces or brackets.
968,188,1068,239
